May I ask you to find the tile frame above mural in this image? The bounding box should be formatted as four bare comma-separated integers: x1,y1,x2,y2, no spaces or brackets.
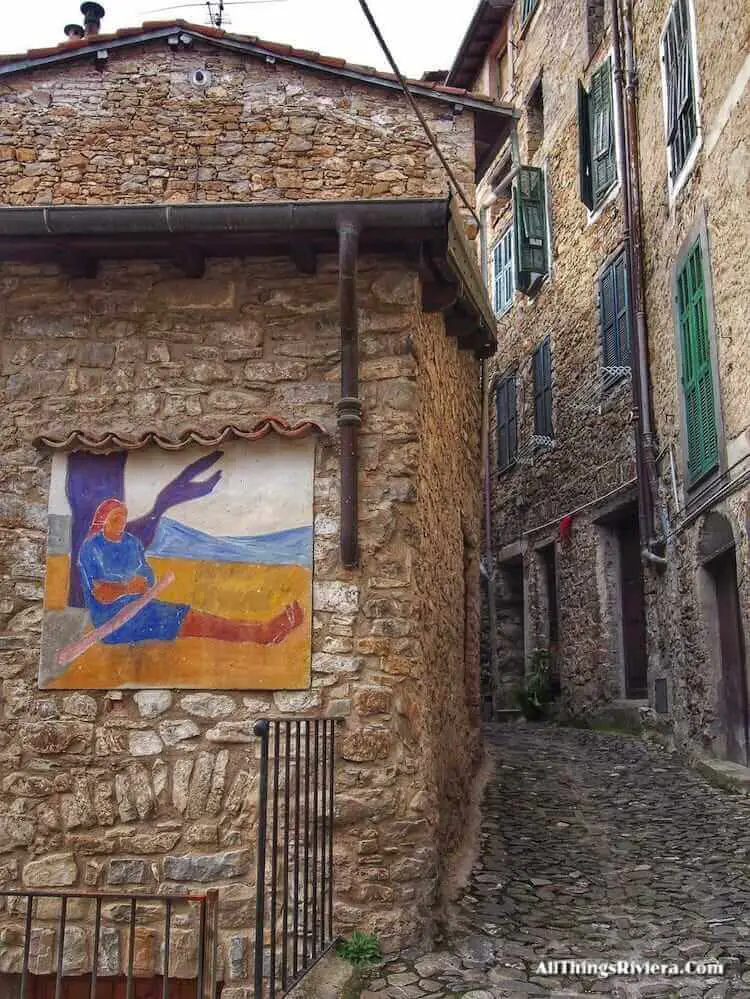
37,419,327,692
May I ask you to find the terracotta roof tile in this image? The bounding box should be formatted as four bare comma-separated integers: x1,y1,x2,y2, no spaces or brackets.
0,19,512,111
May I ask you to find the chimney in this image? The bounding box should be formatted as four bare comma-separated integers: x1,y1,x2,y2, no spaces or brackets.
80,2,105,36
64,23,86,40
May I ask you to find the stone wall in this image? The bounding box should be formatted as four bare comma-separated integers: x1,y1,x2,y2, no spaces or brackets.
475,0,638,711
0,250,480,964
0,41,475,206
632,0,750,755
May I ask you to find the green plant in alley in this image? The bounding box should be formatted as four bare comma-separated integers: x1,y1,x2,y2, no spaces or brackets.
515,648,556,720
336,930,382,966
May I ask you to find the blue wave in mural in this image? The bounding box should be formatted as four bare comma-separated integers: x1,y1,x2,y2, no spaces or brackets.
148,518,313,567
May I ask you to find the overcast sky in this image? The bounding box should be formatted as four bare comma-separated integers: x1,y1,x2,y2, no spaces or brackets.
3,0,477,79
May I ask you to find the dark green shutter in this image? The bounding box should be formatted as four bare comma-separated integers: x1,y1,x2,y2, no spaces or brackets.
514,166,548,291
678,241,718,483
578,80,593,210
600,252,631,369
495,376,517,470
533,338,553,438
521,0,539,25
589,60,616,206
664,0,697,179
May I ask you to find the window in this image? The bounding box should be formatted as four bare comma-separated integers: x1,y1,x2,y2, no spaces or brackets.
584,0,605,62
599,251,631,378
533,337,553,438
661,0,699,188
493,227,515,315
677,239,718,484
525,76,544,159
495,374,518,471
513,166,549,292
578,58,617,211
521,0,539,27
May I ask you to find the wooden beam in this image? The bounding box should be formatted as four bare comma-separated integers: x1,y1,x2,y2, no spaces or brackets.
174,244,205,278
290,242,317,275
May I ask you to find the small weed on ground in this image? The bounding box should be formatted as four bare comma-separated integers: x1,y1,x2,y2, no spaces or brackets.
336,931,382,966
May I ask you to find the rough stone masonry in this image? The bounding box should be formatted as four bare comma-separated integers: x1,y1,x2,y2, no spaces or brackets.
0,32,488,977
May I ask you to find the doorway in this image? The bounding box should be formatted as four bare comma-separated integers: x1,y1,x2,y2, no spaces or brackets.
616,511,648,699
705,546,749,765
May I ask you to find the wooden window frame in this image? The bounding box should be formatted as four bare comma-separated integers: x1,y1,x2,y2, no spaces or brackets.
492,225,515,316
532,337,554,439
513,165,550,293
659,0,702,202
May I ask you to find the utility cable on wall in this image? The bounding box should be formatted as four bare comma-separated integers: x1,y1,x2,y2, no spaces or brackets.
355,0,480,227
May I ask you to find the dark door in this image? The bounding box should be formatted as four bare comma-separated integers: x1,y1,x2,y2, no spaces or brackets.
711,549,749,765
618,515,648,699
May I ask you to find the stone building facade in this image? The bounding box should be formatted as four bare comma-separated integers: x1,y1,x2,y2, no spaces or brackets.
0,18,513,976
452,0,749,758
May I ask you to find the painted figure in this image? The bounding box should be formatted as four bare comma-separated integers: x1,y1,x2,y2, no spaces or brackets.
75,498,304,653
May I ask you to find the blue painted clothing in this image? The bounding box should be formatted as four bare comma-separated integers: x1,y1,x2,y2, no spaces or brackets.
78,532,189,644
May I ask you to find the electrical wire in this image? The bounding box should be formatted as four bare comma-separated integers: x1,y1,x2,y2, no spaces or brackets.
355,0,480,227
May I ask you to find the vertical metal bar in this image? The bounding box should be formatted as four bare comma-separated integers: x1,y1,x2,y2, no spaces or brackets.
281,720,291,991
196,897,206,999
292,721,301,979
328,722,335,942
126,897,136,999
20,894,33,999
254,719,271,999
311,719,320,958
302,719,311,969
55,896,68,999
320,721,328,947
90,895,102,999
204,890,219,999
270,720,281,998
162,899,172,999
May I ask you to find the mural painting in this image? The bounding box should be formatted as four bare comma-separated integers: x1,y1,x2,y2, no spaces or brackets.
40,437,313,689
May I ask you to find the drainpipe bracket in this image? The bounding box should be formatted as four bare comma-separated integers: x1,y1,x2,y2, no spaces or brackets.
336,397,362,427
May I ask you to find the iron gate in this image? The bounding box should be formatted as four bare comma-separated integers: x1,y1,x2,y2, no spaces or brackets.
252,718,337,998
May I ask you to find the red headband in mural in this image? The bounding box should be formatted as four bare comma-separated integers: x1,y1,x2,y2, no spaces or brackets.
86,498,127,539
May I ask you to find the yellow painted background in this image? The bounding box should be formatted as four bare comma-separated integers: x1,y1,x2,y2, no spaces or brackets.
44,554,312,689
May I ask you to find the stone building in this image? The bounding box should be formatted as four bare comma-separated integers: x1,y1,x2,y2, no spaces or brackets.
0,11,515,978
452,0,749,758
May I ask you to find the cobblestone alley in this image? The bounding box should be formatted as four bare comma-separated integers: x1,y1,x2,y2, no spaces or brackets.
363,725,750,999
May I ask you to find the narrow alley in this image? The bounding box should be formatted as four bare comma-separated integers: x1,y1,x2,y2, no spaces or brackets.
365,725,750,999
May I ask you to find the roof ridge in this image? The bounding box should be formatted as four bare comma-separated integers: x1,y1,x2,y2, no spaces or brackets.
0,19,511,110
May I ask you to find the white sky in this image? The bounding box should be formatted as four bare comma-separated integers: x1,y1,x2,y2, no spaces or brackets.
4,0,477,80
49,438,315,535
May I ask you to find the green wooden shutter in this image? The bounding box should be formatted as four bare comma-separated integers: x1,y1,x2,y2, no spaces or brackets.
600,253,631,372
521,0,539,26
496,376,517,470
678,241,718,483
589,59,616,206
514,166,548,291
578,80,594,210
663,0,697,179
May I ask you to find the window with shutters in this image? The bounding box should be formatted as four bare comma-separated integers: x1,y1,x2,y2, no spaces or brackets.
495,374,518,471
578,57,617,212
513,166,549,293
677,239,718,485
533,337,553,439
521,0,540,28
660,0,700,195
493,227,515,316
599,251,631,384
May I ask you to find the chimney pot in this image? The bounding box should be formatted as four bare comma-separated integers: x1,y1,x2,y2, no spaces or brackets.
64,23,85,39
80,2,105,36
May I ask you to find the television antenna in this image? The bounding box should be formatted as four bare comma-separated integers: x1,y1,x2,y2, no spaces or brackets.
142,0,288,29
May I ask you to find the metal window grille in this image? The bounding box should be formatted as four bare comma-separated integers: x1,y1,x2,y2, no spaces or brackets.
253,718,337,999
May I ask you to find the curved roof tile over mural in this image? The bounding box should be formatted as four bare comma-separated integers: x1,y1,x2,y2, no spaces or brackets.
34,417,329,453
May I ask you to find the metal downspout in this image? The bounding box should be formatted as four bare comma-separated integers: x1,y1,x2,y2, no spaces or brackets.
621,0,664,564
609,0,665,566
337,222,361,569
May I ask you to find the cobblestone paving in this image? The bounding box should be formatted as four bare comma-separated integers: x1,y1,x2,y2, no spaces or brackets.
360,724,750,999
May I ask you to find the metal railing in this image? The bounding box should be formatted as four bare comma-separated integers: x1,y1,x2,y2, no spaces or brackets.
253,719,337,999
0,890,218,999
